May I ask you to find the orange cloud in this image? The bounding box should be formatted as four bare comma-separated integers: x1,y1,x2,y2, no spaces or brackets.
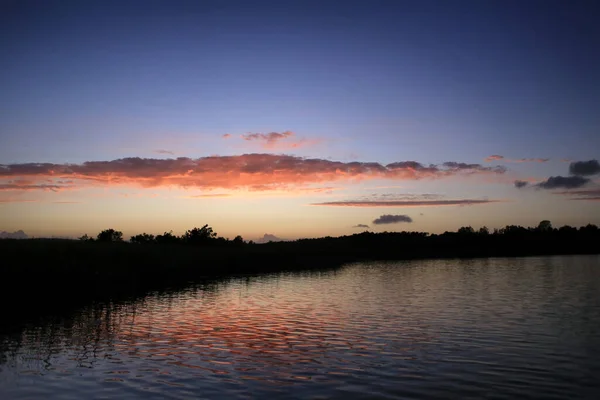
0,154,506,192
485,155,549,163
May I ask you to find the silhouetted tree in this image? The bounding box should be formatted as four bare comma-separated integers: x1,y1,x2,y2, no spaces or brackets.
182,225,217,245
78,234,94,242
558,225,577,235
96,229,123,243
478,226,490,236
232,235,244,245
130,233,156,244
499,225,528,236
155,231,180,245
580,224,599,234
457,226,475,235
537,220,553,232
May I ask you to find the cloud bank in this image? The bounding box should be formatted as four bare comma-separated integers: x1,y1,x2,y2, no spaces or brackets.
0,154,507,192
372,215,413,224
352,224,370,228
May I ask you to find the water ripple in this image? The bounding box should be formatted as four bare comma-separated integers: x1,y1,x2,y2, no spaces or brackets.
1,255,600,399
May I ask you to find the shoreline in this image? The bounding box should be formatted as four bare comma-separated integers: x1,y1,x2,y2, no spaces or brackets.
1,232,598,326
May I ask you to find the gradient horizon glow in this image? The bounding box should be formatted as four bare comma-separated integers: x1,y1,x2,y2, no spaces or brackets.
1,0,599,241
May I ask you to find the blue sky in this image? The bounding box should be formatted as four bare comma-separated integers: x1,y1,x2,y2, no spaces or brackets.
1,0,599,239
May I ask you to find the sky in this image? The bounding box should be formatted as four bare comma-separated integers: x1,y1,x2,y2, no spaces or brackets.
1,0,599,241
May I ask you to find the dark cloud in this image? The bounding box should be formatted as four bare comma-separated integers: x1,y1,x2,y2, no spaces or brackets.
0,230,28,239
0,154,507,192
517,158,549,163
569,160,600,176
385,161,437,173
372,214,413,225
352,224,370,228
536,176,590,190
442,162,506,174
312,199,502,207
514,180,529,188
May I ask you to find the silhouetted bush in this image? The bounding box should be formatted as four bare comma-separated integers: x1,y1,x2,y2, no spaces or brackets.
96,229,123,243
182,225,217,245
130,233,156,244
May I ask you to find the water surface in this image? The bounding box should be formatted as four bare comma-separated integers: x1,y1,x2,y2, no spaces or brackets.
1,255,599,399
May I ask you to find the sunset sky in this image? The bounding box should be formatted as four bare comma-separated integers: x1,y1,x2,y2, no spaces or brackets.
1,0,599,241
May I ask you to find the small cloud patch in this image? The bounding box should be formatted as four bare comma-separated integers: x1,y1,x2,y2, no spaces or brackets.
514,180,529,188
372,214,413,225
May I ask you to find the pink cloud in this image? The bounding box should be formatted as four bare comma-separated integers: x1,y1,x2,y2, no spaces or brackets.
0,154,506,192
485,155,505,162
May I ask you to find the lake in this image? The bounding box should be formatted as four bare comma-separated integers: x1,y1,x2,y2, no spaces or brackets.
1,255,599,399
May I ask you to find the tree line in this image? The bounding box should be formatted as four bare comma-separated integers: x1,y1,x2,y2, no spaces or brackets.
78,220,599,246
79,224,246,245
